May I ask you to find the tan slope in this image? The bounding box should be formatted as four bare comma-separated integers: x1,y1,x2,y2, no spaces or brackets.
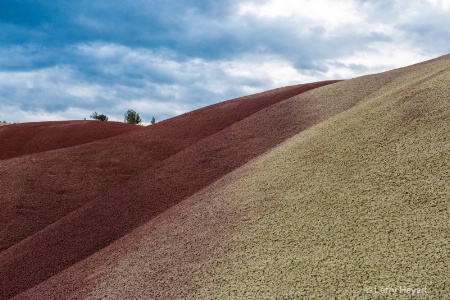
17,54,450,299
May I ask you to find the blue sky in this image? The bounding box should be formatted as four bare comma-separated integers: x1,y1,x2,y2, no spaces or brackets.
1,0,449,124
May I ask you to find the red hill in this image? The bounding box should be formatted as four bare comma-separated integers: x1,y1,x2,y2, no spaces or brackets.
0,120,142,160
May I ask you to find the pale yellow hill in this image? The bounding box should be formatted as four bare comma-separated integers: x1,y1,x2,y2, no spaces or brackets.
17,54,450,299
188,56,450,299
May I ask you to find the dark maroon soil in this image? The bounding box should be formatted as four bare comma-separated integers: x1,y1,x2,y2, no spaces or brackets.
0,81,342,299
0,121,142,160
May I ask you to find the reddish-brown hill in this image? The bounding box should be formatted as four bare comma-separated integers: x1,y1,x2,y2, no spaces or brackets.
0,79,383,298
0,81,337,257
0,121,143,161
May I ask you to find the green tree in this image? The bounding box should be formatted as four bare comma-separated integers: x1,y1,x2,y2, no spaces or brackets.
151,116,156,125
90,112,108,121
124,109,142,125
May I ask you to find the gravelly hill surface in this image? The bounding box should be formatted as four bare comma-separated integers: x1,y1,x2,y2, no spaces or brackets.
0,121,142,161
12,54,449,300
0,81,339,298
0,81,337,255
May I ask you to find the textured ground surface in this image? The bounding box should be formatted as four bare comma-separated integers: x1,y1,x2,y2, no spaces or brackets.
0,121,142,161
0,81,338,298
3,55,450,299
0,82,337,255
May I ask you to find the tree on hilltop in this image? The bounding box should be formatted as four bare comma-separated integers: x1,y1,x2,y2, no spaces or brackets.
90,112,109,121
124,109,142,125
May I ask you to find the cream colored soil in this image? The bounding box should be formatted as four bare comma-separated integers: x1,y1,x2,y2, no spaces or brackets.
190,57,449,299
17,54,450,299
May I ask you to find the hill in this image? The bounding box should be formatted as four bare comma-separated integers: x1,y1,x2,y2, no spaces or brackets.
0,82,337,254
3,54,450,299
0,120,142,160
0,81,338,298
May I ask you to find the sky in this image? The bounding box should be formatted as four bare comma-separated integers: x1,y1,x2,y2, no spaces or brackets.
1,0,449,125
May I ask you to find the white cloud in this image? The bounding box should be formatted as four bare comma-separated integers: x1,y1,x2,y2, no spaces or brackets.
0,66,113,106
65,85,104,99
424,0,450,10
337,44,433,70
0,104,93,123
220,54,320,87
115,100,190,118
0,43,346,124
2,0,449,124
237,0,363,28
75,43,337,93
322,43,434,79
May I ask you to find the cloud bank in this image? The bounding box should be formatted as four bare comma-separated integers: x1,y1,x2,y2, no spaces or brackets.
0,0,448,124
